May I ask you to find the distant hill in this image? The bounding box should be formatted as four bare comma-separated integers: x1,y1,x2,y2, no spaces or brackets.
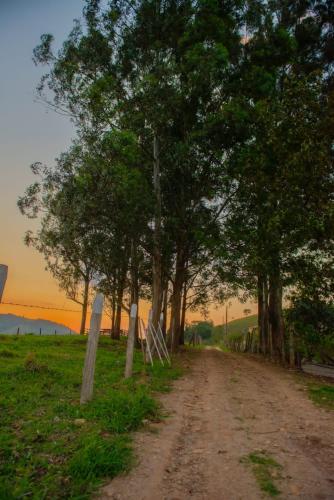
213,314,258,337
0,314,74,335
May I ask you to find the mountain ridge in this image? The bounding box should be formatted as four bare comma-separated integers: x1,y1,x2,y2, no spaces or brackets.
0,313,75,335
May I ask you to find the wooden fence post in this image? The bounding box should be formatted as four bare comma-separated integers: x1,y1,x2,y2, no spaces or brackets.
125,304,137,379
80,293,104,404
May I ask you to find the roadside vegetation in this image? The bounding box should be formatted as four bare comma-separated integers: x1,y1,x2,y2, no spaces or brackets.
306,382,334,410
0,334,182,499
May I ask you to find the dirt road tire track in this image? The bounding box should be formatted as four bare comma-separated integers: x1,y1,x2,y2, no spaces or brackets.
100,349,334,500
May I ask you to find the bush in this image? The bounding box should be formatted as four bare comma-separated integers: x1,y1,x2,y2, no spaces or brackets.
286,298,334,363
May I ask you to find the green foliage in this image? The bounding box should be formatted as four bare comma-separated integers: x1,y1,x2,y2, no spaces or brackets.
184,321,213,343
0,335,182,499
241,451,282,497
307,384,334,410
286,298,334,362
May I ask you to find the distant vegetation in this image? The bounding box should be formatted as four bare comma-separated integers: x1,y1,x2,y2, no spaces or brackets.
0,335,181,498
184,321,214,344
185,316,258,346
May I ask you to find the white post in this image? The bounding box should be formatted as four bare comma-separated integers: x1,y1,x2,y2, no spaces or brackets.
0,265,8,303
80,293,104,404
125,303,137,379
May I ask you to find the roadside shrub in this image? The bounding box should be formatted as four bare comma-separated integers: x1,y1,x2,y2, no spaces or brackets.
285,298,334,363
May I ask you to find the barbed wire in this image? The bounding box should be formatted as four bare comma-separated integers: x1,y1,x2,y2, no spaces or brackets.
1,301,130,316
1,301,81,313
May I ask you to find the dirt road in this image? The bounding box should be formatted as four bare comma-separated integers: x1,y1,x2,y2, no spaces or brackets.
100,349,334,500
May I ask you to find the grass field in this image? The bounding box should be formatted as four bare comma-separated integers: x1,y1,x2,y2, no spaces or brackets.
0,334,181,499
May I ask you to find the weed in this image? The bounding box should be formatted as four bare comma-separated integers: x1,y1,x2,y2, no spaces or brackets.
241,450,282,497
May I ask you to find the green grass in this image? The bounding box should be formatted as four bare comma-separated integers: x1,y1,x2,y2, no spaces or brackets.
307,383,334,410
241,451,282,497
0,334,182,499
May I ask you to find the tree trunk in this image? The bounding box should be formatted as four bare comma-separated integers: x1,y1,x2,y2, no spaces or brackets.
80,277,90,335
179,281,187,346
152,135,163,332
113,300,122,340
161,280,168,338
289,327,295,368
257,274,264,353
110,293,116,338
113,265,127,340
263,276,270,355
268,268,285,362
169,245,186,352
258,274,270,354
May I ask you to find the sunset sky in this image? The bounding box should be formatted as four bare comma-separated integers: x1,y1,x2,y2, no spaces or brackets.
0,0,257,332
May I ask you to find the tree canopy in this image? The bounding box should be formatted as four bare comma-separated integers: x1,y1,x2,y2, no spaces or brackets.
19,0,334,362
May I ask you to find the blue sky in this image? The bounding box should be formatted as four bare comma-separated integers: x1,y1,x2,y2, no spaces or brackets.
0,0,85,327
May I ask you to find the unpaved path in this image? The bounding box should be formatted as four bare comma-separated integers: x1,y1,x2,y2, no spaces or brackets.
100,349,334,500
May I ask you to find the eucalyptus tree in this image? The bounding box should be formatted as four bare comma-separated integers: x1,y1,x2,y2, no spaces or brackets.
18,151,96,334
32,0,247,350
214,0,334,360
74,129,153,338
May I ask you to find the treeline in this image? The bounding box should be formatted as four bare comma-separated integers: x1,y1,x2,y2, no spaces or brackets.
19,1,334,361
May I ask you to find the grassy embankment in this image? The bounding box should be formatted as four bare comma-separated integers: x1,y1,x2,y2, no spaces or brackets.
0,334,181,499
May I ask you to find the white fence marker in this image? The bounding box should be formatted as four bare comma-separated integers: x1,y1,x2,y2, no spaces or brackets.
80,293,104,404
